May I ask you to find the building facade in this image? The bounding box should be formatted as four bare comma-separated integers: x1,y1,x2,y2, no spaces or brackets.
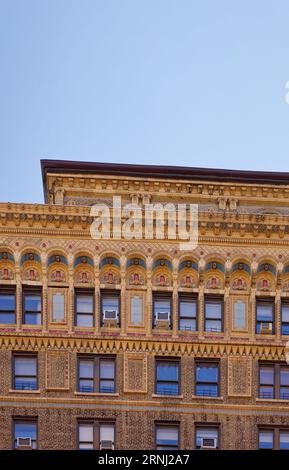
0,160,289,449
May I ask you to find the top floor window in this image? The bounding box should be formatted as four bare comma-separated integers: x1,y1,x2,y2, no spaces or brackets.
0,287,16,324
153,294,172,328
281,301,289,335
75,289,94,327
101,292,120,326
204,296,223,332
23,288,42,325
178,295,197,331
256,298,274,334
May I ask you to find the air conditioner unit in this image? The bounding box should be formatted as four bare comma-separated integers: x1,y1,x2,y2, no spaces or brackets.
200,437,217,449
260,322,273,334
16,437,32,449
100,440,114,450
103,309,118,320
155,311,170,322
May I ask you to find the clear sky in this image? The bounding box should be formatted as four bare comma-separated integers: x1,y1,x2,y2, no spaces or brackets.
1,0,289,203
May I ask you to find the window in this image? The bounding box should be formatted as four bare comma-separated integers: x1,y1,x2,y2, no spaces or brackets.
233,299,246,330
23,288,42,325
256,298,274,334
51,289,66,322
101,292,120,326
155,424,179,450
195,426,219,449
281,301,289,335
259,428,289,450
195,361,219,397
156,359,179,396
204,296,223,332
13,354,37,391
259,363,289,400
14,419,37,449
130,295,142,325
179,295,197,331
78,421,115,450
0,287,16,324
153,294,172,328
78,356,115,393
75,290,94,327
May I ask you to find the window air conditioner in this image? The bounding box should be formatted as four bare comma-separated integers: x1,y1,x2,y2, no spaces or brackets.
100,440,114,450
16,437,32,448
155,311,170,322
103,309,118,320
200,437,217,449
260,322,273,334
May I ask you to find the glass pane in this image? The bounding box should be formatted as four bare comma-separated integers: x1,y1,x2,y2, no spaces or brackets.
52,293,65,321
154,300,171,314
15,357,36,376
102,297,119,311
196,365,218,383
79,443,94,450
180,301,196,318
100,424,114,442
79,379,94,393
205,303,222,319
257,304,273,321
79,424,93,443
196,384,218,397
77,314,93,327
157,363,178,381
0,294,15,310
280,432,289,450
15,377,37,390
25,313,41,325
15,422,37,440
0,312,15,324
77,295,93,314
259,386,274,399
157,427,178,446
131,296,142,324
179,319,196,331
100,361,115,379
100,380,115,393
156,382,178,396
282,306,289,322
234,301,246,329
25,296,41,312
281,369,289,386
196,428,218,448
260,367,274,385
280,387,289,400
259,431,274,449
79,360,94,378
205,319,222,332
282,324,289,335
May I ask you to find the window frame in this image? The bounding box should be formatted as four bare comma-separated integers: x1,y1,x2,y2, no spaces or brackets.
195,360,220,398
281,299,289,336
0,286,16,325
259,362,289,400
100,290,121,327
155,422,180,450
195,423,220,450
22,286,42,326
12,353,38,391
178,293,198,332
258,426,289,450
155,357,180,397
77,355,116,394
77,419,116,450
255,297,275,334
13,417,38,449
152,292,172,329
75,288,95,328
204,295,224,333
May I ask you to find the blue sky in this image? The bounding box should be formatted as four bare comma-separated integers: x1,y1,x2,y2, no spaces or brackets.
1,0,289,203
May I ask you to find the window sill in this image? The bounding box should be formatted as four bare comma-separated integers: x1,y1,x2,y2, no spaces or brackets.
152,394,184,399
74,392,119,397
9,389,40,394
256,398,289,403
192,395,224,400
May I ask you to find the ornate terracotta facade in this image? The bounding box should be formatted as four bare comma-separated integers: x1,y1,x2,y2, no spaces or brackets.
1,160,289,449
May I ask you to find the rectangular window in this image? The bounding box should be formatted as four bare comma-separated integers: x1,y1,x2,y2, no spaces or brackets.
153,294,172,328
179,295,197,331
51,290,66,322
281,301,289,335
155,424,179,450
0,287,16,324
78,356,115,393
23,288,42,325
75,290,94,327
233,299,246,330
259,428,289,450
204,296,223,332
259,363,289,400
101,292,120,326
195,361,219,397
256,298,274,334
78,421,115,450
156,359,179,396
13,354,37,391
259,430,274,449
195,426,219,450
130,295,142,325
14,419,37,449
